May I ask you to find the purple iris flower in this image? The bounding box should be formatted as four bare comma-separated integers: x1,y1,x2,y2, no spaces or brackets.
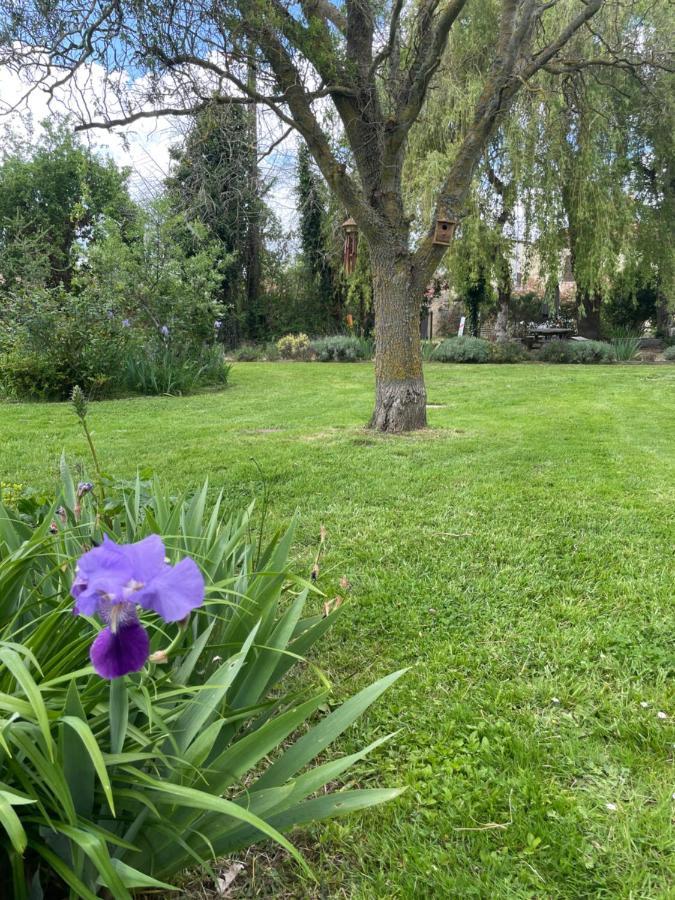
72,534,204,679
77,481,94,498
122,318,131,328
160,325,170,338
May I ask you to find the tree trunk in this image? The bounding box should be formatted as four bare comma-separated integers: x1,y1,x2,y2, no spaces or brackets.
495,256,511,343
494,227,512,343
370,250,427,432
495,294,509,342
576,290,602,339
655,291,671,338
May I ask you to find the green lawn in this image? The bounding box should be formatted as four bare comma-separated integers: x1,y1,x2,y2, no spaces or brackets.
2,363,674,898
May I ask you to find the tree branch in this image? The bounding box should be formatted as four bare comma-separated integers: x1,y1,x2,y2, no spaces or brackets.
412,0,606,284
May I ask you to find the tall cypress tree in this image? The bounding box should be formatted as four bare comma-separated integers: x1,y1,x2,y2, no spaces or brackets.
296,142,340,330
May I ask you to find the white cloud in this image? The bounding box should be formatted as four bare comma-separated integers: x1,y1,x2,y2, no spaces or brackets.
0,58,299,228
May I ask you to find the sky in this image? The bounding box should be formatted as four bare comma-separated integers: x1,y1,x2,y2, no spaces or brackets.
0,61,300,230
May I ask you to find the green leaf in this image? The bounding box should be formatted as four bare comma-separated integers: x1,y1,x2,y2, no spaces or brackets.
33,842,100,900
109,676,128,755
231,590,308,711
52,824,132,900
173,623,259,753
268,788,406,831
97,859,177,892
124,770,313,878
173,620,214,684
203,692,328,797
0,647,53,760
61,681,95,818
62,716,115,816
8,729,77,825
254,669,406,791
59,453,77,511
287,733,396,803
0,792,28,854
216,789,405,857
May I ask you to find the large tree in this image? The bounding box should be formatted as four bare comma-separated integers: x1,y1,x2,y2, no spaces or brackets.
296,142,342,330
1,0,667,428
166,100,262,343
0,123,135,290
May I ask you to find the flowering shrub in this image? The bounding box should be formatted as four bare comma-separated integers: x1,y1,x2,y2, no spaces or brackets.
276,332,312,359
0,457,402,896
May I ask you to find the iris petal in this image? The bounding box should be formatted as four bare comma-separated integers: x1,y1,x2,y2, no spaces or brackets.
89,618,150,679
117,534,167,587
136,557,205,622
71,536,133,615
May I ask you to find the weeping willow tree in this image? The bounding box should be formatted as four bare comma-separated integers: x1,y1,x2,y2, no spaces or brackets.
405,1,673,341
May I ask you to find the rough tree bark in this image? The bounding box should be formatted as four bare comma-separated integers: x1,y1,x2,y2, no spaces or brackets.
576,290,602,339
495,290,510,342
494,254,512,342
370,250,427,431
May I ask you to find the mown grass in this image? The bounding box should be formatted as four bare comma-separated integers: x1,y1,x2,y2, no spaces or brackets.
2,362,674,899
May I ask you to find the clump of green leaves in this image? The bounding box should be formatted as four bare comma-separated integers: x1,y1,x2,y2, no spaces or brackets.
0,463,403,897
124,343,231,395
609,329,641,362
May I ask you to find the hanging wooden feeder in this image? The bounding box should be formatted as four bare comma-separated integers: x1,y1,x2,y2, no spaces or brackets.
341,217,358,275
433,216,458,246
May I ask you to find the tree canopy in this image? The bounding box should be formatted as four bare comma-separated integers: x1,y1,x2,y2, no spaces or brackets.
0,123,135,289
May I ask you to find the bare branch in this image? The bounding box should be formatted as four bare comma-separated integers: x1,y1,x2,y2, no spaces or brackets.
369,0,404,78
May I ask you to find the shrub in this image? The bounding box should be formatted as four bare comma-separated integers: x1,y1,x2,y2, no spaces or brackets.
663,345,675,361
263,341,281,361
490,340,528,363
233,343,265,361
310,335,373,361
610,329,641,361
536,339,616,364
0,455,402,897
276,333,312,360
0,287,129,399
431,336,492,363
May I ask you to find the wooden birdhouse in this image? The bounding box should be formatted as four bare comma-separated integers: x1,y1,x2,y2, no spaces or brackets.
341,217,358,275
433,216,457,246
